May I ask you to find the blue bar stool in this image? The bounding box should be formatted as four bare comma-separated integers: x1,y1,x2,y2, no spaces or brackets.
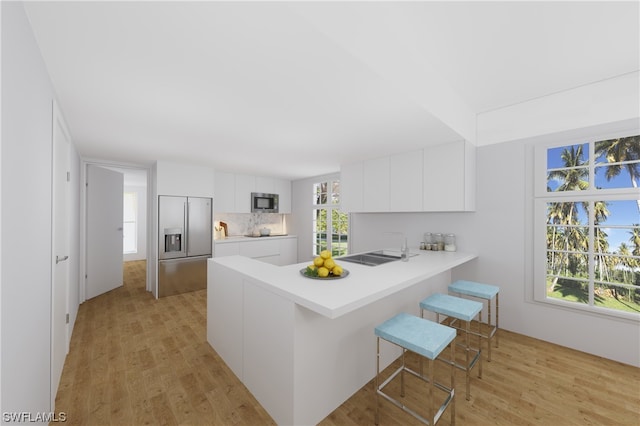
420,293,483,401
448,280,500,361
374,312,456,425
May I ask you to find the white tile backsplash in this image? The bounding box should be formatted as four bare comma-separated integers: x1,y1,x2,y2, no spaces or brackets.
215,212,287,237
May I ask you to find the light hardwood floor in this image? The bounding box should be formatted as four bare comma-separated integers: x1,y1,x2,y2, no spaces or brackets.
54,260,640,425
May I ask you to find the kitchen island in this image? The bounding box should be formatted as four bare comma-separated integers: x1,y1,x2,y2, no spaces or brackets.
207,250,477,425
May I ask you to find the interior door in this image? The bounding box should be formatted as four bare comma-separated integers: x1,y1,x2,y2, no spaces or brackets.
86,164,124,299
51,102,70,408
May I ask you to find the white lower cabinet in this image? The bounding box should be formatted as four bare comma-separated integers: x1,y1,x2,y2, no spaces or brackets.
213,241,240,257
278,238,297,265
214,236,298,266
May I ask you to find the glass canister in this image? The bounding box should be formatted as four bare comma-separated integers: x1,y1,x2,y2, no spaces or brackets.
445,233,456,252
434,233,444,251
423,232,433,244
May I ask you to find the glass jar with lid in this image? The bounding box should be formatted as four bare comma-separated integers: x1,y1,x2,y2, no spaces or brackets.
445,234,456,251
434,233,444,251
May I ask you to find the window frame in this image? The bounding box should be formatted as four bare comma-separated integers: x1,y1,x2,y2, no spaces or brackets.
533,132,640,322
123,191,138,254
312,178,349,257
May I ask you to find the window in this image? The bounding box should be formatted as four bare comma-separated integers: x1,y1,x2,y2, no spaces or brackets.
535,135,640,319
312,178,349,257
123,191,137,254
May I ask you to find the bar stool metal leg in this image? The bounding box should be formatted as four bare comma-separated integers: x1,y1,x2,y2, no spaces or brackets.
374,313,456,425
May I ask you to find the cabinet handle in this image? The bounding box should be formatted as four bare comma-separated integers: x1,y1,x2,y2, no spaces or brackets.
56,255,69,264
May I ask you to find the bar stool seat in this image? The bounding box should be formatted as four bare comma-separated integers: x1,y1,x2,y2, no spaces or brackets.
375,312,456,425
448,280,500,361
420,293,482,401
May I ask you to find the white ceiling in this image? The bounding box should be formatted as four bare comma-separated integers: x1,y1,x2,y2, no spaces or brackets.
24,1,639,180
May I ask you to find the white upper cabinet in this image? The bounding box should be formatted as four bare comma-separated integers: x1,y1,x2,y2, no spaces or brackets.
363,156,390,212
340,161,364,212
255,176,275,194
234,174,256,213
423,140,475,212
273,178,292,214
390,150,423,212
340,141,475,213
214,171,236,213
214,171,292,214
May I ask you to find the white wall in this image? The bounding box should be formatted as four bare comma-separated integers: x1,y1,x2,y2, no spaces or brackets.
348,123,640,368
68,148,81,348
156,160,215,197
344,70,640,368
1,1,81,415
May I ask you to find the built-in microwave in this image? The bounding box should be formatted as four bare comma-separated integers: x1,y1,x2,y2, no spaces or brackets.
251,192,279,213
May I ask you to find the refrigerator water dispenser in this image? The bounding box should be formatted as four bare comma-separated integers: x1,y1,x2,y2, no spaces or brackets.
164,228,183,253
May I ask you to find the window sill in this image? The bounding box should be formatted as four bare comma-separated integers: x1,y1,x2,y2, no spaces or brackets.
532,296,640,324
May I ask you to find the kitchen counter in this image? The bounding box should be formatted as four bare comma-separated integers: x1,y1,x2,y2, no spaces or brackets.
211,249,476,319
207,249,477,425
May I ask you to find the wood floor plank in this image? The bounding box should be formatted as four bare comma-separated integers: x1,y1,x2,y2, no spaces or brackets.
53,260,640,425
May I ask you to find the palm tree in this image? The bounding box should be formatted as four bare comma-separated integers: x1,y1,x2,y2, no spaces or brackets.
548,144,590,194
546,146,589,292
617,243,631,285
630,225,640,257
595,136,640,212
593,200,611,283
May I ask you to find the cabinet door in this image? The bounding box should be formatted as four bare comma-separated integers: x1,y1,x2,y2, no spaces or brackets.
278,238,298,265
214,242,239,257
273,178,292,214
235,174,256,213
389,150,423,212
423,141,475,211
239,240,280,258
214,171,236,213
340,162,364,212
207,263,244,378
255,176,275,194
363,157,390,212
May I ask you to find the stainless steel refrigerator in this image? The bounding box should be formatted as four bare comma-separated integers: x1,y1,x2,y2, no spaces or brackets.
158,196,212,297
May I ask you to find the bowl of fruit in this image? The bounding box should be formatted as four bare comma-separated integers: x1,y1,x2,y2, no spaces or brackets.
300,250,349,280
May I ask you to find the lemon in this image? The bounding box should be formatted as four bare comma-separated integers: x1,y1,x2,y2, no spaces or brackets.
308,264,317,271
313,256,324,267
320,250,332,259
332,265,343,276
318,267,329,277
324,258,335,270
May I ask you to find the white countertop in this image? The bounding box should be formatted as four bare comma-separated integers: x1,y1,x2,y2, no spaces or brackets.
210,249,477,319
214,234,296,244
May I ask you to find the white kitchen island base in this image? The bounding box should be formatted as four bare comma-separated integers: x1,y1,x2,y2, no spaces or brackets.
207,251,477,425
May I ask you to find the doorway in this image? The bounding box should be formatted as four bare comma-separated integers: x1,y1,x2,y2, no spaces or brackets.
80,162,151,302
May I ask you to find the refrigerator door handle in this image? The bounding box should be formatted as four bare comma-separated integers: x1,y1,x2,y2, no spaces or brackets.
184,201,189,255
